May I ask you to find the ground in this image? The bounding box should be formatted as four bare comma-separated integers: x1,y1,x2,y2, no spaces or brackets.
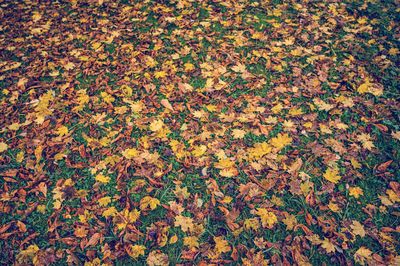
0,0,399,265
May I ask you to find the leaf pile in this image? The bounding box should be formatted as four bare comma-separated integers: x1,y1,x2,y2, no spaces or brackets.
0,0,399,265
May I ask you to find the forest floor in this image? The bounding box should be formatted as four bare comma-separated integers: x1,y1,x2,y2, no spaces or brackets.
0,0,399,265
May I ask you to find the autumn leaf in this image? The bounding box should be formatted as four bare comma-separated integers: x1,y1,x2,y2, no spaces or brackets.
354,247,372,265
55,125,69,137
232,129,246,139
122,148,139,159
146,250,169,266
270,133,292,150
140,196,160,210
174,215,194,233
255,208,278,228
321,238,335,253
214,236,231,254
0,142,8,153
183,236,199,248
127,245,146,259
160,99,174,111
95,173,110,184
323,168,341,184
350,220,366,238
349,187,363,199
150,119,164,132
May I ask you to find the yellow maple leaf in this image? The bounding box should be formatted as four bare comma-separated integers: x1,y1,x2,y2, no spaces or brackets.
248,142,272,160
55,125,69,137
349,187,363,199
256,208,278,228
232,129,246,139
183,236,199,248
150,119,164,132
0,142,8,153
8,123,20,131
36,204,46,214
120,85,133,97
328,201,341,213
354,247,372,265
323,168,341,184
191,145,207,157
95,173,110,184
174,215,194,232
215,158,235,169
321,238,335,253
115,209,140,230
270,133,292,150
140,196,160,210
219,167,239,177
282,214,297,230
214,236,231,254
357,78,383,97
91,42,102,50
184,62,195,72
127,245,146,259
122,148,139,159
102,206,117,218
154,71,167,79
98,196,111,207
350,220,366,238
243,218,260,231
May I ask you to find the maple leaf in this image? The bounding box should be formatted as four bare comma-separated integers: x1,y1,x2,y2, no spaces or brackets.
114,209,140,230
243,218,260,231
391,131,400,140
191,145,207,157
150,119,164,132
321,238,335,253
95,173,110,184
231,63,246,73
354,247,372,265
122,148,139,159
154,71,167,79
183,236,199,249
219,167,239,177
184,62,195,72
232,129,246,139
357,133,375,150
146,250,169,266
214,236,231,254
120,85,133,97
256,208,278,228
55,125,69,137
98,196,111,207
16,244,39,264
350,220,366,238
127,245,146,259
0,142,8,153
74,226,88,238
270,133,292,150
349,187,363,199
174,215,194,232
140,196,160,210
282,214,297,230
323,168,341,184
102,207,117,218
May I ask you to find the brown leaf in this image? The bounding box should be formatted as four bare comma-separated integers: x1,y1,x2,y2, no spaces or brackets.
85,233,102,248
160,99,174,111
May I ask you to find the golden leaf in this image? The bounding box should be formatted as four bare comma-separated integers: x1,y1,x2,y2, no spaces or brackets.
256,208,278,228
140,196,160,210
323,168,341,184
